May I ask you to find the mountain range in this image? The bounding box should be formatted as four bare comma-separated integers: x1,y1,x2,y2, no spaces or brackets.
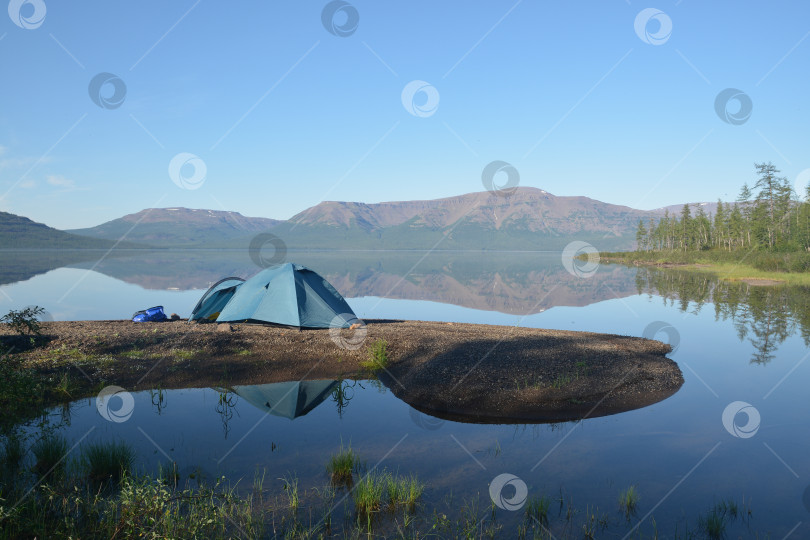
0,211,132,249
3,188,716,251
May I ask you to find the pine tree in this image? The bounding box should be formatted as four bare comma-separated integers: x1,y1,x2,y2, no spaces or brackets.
737,183,753,247
636,220,648,251
714,200,727,249
753,162,780,247
680,203,692,250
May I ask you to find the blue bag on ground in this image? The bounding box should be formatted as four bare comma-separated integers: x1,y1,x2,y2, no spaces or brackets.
132,306,168,322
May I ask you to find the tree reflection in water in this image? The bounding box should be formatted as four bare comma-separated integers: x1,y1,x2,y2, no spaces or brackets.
635,267,810,364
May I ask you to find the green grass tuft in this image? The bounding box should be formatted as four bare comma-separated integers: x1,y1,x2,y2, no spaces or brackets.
1,434,25,475
83,440,136,484
618,485,639,518
326,443,361,486
354,472,387,515
281,474,300,511
360,339,389,372
354,470,425,515
31,434,69,479
385,474,424,510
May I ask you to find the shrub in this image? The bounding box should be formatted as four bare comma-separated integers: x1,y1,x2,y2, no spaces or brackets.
1,306,46,336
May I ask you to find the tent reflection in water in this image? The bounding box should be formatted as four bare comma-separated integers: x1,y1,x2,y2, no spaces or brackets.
189,263,358,328
230,380,339,420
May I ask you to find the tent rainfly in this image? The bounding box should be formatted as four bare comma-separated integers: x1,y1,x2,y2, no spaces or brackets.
190,263,357,329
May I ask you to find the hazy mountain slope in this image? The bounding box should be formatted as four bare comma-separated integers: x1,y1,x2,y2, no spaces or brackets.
290,188,649,234
67,208,280,247
0,211,126,249
651,202,719,216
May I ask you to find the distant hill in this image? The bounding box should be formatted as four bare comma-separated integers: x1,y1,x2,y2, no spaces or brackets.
261,187,656,251
67,208,280,247
65,189,724,251
0,211,129,249
652,202,719,217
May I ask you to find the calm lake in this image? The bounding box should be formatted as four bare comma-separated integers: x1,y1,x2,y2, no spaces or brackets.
2,249,809,538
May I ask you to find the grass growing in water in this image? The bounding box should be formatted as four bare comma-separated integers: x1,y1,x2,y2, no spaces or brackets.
525,495,551,525
354,472,387,515
281,474,300,511
618,485,639,518
83,440,135,484
354,470,425,515
31,434,68,479
360,339,389,372
386,474,424,510
1,434,25,474
326,443,361,486
699,498,745,539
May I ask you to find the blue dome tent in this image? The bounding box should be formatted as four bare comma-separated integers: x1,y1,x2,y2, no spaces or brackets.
190,263,357,329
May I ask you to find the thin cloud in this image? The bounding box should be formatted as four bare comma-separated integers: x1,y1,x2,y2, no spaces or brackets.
45,175,88,193
46,175,75,188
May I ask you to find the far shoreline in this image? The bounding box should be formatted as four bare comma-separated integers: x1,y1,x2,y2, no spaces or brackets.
596,250,810,286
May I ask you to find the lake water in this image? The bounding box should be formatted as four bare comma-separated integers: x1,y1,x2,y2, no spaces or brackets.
2,250,809,537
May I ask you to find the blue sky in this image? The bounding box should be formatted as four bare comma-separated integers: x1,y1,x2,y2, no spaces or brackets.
0,0,808,229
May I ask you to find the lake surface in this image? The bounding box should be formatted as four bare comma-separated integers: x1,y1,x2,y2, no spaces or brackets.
2,250,809,537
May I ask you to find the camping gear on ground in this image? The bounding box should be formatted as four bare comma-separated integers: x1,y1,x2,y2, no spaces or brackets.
226,380,339,419
132,306,168,322
190,263,356,329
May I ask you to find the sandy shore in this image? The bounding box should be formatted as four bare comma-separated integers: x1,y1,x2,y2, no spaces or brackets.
2,319,683,423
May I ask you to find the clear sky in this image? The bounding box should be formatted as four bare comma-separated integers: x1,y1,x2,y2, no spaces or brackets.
1,0,808,229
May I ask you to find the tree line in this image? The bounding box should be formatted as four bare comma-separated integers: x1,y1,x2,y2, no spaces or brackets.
636,163,810,252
